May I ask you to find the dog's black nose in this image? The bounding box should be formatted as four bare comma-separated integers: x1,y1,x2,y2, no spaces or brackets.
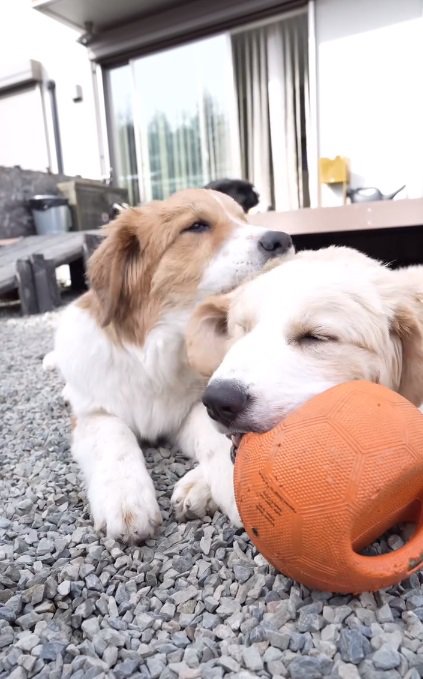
203,380,249,426
259,231,292,256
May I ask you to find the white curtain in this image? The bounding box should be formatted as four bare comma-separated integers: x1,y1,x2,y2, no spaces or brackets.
232,13,310,210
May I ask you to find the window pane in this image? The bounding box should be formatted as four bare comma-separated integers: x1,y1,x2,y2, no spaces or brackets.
106,65,140,205
132,35,241,200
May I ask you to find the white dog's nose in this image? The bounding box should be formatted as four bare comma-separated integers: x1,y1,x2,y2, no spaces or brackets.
203,380,249,427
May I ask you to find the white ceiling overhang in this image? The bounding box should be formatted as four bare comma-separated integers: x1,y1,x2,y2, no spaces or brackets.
33,0,307,64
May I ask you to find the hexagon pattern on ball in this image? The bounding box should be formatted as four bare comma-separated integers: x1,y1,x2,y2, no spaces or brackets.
234,381,423,593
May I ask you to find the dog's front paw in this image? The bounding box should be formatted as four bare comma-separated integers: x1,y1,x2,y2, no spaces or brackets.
212,484,242,527
171,466,217,521
209,468,242,528
89,471,162,543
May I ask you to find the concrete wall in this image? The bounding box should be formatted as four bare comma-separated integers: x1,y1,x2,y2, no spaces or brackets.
316,0,423,206
0,0,101,180
0,166,74,239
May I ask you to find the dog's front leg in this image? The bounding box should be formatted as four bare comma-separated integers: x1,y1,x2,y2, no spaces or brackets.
72,413,162,542
171,403,241,526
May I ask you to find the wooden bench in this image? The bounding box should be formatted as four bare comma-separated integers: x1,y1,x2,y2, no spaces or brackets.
0,231,103,314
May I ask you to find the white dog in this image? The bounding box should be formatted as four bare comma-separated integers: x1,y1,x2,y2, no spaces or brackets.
187,247,423,465
47,188,293,542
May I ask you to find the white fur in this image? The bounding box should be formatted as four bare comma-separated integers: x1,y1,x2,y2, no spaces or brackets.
198,224,280,295
51,218,286,540
72,413,161,541
172,403,241,525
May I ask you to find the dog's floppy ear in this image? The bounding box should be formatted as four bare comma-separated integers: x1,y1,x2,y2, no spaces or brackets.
88,212,142,327
186,293,233,377
383,267,423,406
392,303,423,406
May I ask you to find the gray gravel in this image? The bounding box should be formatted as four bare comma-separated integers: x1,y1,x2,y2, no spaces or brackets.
2,306,423,679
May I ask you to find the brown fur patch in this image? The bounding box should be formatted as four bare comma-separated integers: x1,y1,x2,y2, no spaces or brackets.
78,189,246,345
70,415,77,431
392,305,423,405
186,293,234,377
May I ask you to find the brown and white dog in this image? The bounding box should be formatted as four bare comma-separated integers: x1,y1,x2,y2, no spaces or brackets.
46,188,293,542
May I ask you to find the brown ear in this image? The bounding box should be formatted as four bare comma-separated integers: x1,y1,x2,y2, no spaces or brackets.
186,293,232,377
392,305,423,406
88,214,142,327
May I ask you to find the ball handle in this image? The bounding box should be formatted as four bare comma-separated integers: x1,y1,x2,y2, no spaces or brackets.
347,509,423,591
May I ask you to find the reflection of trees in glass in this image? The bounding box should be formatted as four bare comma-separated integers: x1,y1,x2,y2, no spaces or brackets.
147,93,230,200
203,92,229,181
117,116,139,205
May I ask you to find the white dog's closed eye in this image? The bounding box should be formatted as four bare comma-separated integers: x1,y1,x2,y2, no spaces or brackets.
188,247,423,435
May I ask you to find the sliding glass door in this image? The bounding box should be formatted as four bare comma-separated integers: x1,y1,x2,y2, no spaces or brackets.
106,34,241,204
133,34,241,200
105,12,312,210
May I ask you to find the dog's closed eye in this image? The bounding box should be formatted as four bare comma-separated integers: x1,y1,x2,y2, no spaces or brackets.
295,331,338,345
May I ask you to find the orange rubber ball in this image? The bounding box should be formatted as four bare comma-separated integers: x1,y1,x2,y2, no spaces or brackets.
234,381,423,593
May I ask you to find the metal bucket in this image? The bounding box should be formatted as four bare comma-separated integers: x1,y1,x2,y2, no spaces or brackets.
29,195,72,235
